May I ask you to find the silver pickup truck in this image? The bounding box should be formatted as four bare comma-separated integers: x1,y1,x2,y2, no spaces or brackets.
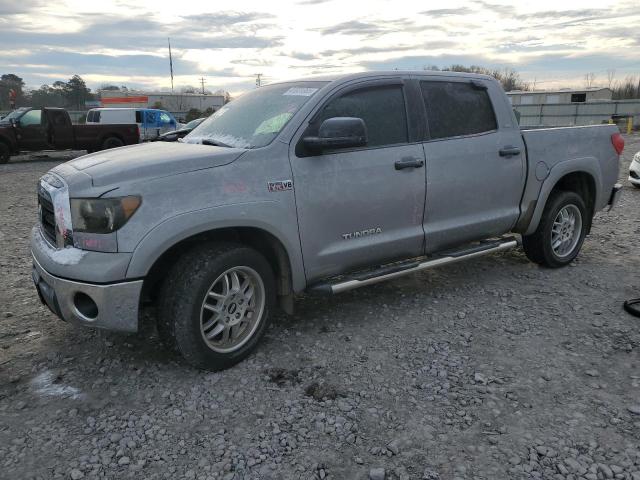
31,71,624,370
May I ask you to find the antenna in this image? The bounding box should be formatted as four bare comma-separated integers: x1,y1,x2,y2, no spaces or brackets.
255,73,262,88
199,76,206,94
168,38,174,93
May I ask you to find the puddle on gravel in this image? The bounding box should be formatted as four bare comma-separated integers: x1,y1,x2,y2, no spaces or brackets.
29,370,85,400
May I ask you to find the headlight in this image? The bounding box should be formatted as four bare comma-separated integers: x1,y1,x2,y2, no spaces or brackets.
70,196,141,234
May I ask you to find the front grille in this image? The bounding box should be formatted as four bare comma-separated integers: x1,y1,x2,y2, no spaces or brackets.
38,189,57,245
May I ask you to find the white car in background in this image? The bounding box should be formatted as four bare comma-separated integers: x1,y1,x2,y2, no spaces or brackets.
630,151,640,188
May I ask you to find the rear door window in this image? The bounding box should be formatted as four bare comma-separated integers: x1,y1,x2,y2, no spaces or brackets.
420,81,497,140
313,85,408,148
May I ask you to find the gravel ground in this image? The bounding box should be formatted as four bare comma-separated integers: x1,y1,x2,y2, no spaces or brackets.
1,139,639,480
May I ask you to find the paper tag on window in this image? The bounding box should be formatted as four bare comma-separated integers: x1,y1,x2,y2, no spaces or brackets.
283,87,318,97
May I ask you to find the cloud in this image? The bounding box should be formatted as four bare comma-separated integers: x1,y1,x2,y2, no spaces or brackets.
420,8,473,17
0,0,43,15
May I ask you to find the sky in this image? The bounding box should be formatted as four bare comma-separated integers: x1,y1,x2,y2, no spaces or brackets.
1,0,639,95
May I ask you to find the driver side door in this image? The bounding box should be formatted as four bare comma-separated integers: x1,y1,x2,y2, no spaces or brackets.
290,80,426,282
16,109,48,151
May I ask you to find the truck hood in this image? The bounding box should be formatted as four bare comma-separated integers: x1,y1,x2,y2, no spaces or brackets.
64,142,246,187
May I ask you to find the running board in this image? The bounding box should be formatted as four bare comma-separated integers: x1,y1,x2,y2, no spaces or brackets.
308,237,519,295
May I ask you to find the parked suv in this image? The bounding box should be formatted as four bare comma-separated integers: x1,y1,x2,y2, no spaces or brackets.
31,71,623,370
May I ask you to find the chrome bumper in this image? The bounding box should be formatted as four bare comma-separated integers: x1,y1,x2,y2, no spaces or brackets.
32,255,143,333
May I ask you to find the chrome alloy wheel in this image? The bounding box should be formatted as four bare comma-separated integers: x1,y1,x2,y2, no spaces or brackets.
199,266,265,353
551,204,583,258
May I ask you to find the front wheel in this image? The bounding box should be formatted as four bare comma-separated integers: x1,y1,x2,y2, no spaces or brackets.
522,191,588,268
157,243,276,371
0,142,10,164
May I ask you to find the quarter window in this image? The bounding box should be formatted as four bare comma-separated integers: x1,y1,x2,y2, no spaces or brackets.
420,81,497,140
315,85,408,148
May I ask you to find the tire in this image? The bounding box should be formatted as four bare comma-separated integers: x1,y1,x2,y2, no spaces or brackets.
0,142,10,164
101,136,124,150
632,183,640,190
522,190,588,268
157,243,276,371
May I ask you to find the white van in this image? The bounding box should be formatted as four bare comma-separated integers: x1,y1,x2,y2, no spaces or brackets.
86,108,181,141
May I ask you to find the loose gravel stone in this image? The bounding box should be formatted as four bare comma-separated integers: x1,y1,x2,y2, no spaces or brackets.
1,143,640,480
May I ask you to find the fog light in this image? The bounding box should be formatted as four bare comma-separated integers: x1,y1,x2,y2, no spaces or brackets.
73,292,98,320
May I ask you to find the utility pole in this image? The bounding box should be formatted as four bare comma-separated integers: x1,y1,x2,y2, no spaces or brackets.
255,73,262,88
199,77,206,94
168,38,174,93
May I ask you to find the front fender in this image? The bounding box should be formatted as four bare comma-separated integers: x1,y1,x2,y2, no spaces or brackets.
523,157,602,236
125,202,307,292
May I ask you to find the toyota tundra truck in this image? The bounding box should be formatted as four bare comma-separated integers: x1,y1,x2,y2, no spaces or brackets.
0,107,139,163
30,71,624,370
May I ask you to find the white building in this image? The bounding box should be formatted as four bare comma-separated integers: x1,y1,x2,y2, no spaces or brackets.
98,90,226,114
507,88,613,106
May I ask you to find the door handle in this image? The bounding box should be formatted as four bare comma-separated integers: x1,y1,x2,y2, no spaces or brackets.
395,157,424,170
499,146,521,157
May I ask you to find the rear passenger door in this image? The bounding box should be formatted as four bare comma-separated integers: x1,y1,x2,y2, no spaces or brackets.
291,80,426,282
46,110,74,149
419,78,525,252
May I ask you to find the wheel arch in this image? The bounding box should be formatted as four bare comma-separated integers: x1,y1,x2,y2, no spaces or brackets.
524,159,602,236
133,223,302,311
98,132,125,149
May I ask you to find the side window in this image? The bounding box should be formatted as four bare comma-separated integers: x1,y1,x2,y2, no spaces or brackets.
51,111,67,126
159,112,172,124
145,111,157,125
420,81,497,140
20,110,42,127
135,111,142,123
315,85,408,148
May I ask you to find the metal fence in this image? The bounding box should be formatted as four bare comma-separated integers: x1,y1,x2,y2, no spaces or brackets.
513,100,640,128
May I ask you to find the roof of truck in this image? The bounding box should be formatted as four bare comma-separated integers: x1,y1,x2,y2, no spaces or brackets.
270,70,496,85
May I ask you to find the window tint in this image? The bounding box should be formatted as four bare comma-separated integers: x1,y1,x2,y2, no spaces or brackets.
420,81,497,140
51,111,67,126
145,111,157,125
135,111,142,123
20,109,42,127
316,85,408,148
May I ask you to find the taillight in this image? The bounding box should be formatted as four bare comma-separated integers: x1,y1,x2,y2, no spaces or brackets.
611,133,624,155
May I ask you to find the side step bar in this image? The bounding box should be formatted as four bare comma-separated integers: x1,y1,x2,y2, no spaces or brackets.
308,237,519,295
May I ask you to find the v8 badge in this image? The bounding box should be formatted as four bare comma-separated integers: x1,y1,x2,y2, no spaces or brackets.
268,179,293,192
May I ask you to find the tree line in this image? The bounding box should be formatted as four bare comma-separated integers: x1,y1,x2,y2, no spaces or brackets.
0,74,95,111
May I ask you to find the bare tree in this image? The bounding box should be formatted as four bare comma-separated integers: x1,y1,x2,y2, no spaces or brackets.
584,72,596,88
606,69,616,89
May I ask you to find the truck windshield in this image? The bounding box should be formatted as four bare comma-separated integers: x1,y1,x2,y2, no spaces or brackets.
0,107,30,123
185,81,327,149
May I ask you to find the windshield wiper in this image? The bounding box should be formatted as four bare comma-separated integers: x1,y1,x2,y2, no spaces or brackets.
201,139,232,148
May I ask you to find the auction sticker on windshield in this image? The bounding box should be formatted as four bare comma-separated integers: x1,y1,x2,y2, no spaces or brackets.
283,87,318,96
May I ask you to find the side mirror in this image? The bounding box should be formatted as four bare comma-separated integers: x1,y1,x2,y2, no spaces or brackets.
303,117,367,152
10,118,17,127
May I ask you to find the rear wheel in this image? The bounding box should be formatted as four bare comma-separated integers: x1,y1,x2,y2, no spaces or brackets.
157,243,276,371
522,191,588,268
0,142,10,164
101,136,124,150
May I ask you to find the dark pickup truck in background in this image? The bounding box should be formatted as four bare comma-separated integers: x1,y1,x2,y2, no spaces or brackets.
0,107,139,164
